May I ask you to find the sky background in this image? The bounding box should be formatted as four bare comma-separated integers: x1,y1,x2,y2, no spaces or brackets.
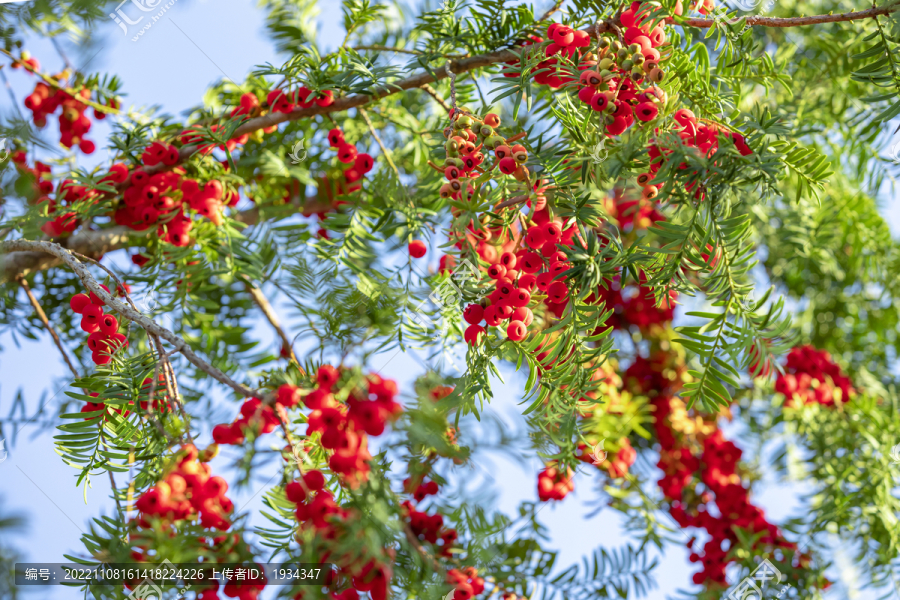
0,0,894,599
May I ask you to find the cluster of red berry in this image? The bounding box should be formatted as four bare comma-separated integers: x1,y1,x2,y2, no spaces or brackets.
536,465,575,501
774,345,854,407
69,287,127,365
212,397,281,445
438,112,532,205
318,127,375,204
587,274,676,331
653,393,798,585
114,166,235,245
603,187,665,232
647,108,753,202
134,445,233,529
15,54,113,154
266,87,335,114
286,470,390,600
216,366,401,488
461,209,580,347
399,477,458,557
400,498,458,557
446,568,485,600
8,153,74,236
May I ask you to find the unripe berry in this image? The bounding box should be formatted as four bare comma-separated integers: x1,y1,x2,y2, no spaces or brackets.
511,145,528,164
485,135,505,149
641,185,659,200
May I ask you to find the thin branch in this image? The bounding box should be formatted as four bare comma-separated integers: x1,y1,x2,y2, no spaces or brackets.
245,282,298,363
17,275,80,378
151,334,195,446
0,49,120,115
359,106,403,181
676,2,900,28
1,239,263,399
419,84,452,114
495,195,530,210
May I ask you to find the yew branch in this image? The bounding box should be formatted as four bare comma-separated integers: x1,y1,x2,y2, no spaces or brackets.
1,239,263,399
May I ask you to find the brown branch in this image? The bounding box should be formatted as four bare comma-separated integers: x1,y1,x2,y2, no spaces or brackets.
0,239,263,399
359,106,403,180
419,84,452,114
16,275,80,378
245,283,298,363
150,333,195,445
494,195,530,210
676,2,900,28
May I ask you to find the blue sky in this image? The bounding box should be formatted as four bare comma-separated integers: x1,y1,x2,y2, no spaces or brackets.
0,1,889,598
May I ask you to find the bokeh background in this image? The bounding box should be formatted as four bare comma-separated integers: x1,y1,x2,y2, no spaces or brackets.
0,0,895,598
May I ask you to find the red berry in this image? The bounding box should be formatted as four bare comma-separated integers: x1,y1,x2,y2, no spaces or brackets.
499,251,517,269
507,320,527,342
408,240,427,258
328,128,345,147
464,324,485,345
511,306,534,326
498,157,518,175
303,469,326,491
525,227,547,249
487,264,507,279
99,314,119,335
463,304,484,325
337,143,358,164
70,293,91,314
